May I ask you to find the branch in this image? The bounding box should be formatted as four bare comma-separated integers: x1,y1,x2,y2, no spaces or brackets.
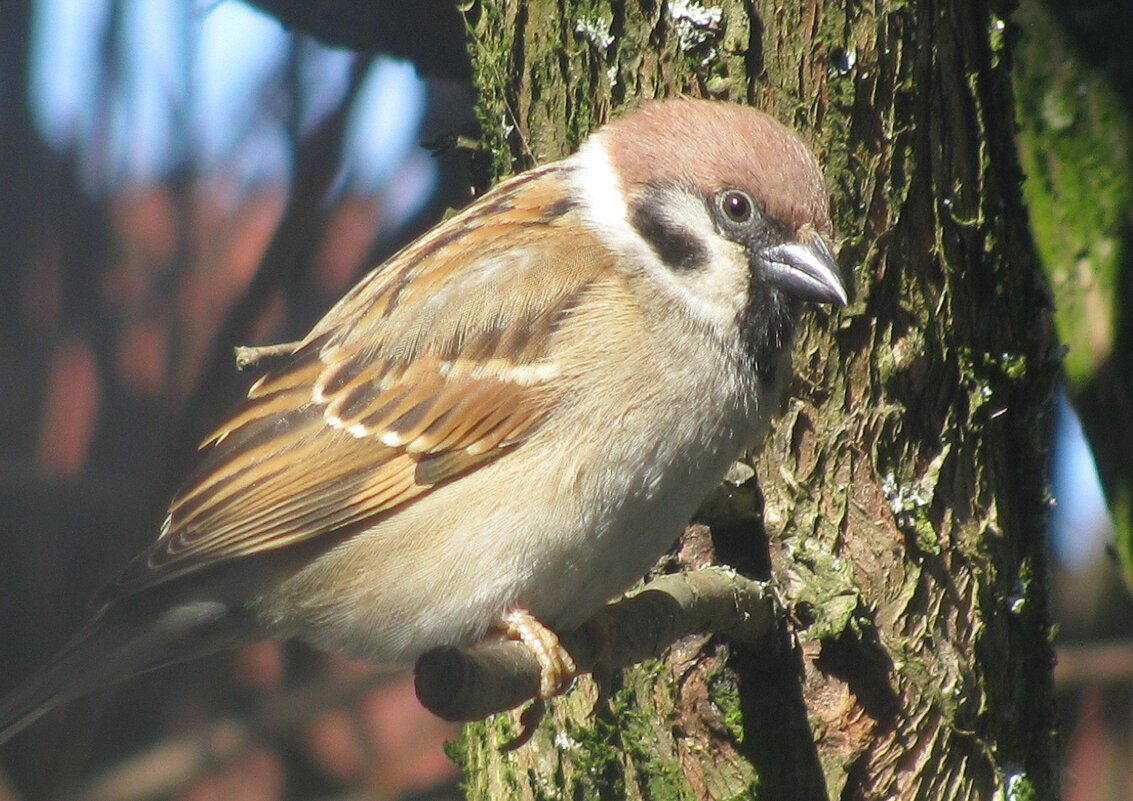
414,567,777,722
232,341,302,372
1055,639,1133,686
73,569,775,801
242,0,471,79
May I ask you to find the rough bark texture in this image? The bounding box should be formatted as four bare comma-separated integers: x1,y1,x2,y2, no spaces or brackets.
454,2,1062,800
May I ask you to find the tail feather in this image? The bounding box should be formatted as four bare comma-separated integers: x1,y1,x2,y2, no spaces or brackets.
0,599,238,746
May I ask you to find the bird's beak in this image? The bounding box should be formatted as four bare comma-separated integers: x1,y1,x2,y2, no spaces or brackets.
759,229,848,306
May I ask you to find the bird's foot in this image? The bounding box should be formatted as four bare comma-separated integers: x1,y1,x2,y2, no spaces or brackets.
497,609,576,750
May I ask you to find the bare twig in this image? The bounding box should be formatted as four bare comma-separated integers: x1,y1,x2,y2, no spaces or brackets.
414,567,777,722
232,341,303,372
74,568,775,801
1055,640,1133,686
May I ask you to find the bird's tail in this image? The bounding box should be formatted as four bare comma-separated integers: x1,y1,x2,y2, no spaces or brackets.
0,598,238,746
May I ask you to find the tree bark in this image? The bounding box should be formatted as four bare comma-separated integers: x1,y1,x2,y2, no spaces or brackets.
454,2,1062,799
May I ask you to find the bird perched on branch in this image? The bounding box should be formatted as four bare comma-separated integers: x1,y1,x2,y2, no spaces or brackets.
0,97,846,745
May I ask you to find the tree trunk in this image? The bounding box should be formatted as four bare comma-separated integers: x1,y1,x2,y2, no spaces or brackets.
455,1,1062,799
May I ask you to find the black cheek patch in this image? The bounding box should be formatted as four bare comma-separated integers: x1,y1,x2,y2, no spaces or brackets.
630,197,708,272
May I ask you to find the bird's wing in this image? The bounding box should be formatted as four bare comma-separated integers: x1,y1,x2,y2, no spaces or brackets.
110,166,609,597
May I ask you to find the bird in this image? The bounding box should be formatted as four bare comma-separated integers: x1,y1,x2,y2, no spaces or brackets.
0,97,847,746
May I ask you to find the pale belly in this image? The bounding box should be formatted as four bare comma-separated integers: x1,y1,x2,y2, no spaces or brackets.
252,403,753,665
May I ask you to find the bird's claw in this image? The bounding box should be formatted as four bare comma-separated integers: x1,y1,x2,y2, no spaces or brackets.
497,609,577,749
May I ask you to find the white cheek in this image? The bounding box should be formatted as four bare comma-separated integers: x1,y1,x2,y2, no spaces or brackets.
570,136,659,268
653,194,750,327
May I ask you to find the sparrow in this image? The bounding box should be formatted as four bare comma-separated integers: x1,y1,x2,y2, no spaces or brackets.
0,97,846,745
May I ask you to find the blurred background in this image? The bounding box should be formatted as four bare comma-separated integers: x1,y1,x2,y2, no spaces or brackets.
0,1,475,798
0,1,1132,799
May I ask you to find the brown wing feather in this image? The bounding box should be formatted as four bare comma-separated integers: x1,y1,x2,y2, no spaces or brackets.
108,165,608,598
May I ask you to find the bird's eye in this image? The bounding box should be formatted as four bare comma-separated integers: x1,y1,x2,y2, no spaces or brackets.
720,190,754,223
